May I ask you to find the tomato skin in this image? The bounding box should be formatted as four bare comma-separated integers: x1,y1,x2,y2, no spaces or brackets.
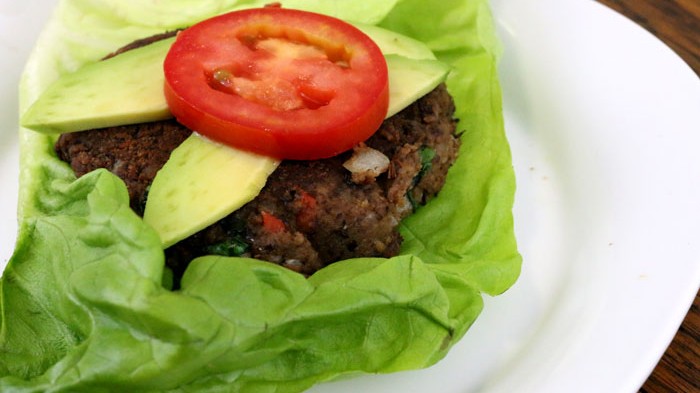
163,7,389,160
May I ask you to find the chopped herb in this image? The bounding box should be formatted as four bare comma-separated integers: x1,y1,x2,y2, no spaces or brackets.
419,146,436,178
408,146,437,212
205,236,249,257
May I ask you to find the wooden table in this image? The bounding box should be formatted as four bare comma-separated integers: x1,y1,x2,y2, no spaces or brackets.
595,1,700,391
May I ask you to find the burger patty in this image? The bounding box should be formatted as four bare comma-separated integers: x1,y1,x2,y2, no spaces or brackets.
55,38,460,282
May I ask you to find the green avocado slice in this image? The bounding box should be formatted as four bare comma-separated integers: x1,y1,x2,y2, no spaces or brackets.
385,55,450,118
20,37,176,134
143,134,279,248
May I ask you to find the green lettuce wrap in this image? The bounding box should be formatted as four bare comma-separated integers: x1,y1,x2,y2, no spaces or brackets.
1,0,521,391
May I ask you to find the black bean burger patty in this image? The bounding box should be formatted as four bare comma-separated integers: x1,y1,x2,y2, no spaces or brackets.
54,36,461,282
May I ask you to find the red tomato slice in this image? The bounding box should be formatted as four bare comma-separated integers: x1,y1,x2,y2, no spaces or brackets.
163,7,389,160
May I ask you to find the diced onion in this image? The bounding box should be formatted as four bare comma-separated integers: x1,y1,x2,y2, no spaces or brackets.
343,144,390,183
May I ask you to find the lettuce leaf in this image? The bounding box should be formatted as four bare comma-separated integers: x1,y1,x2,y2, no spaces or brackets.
1,0,521,391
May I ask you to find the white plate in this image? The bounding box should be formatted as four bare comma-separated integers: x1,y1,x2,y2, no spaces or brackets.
2,0,700,392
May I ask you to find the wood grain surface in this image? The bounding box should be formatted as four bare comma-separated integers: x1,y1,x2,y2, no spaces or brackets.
598,0,700,74
595,1,700,392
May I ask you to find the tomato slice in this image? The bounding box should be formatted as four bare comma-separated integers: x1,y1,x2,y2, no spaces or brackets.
163,7,389,160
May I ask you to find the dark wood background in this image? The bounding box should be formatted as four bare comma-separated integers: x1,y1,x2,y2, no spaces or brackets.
596,1,699,392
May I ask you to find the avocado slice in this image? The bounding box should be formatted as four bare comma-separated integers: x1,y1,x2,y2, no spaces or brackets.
143,134,279,248
21,37,175,134
385,55,450,118
354,23,437,60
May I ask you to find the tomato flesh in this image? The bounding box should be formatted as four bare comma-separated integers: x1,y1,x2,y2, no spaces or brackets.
163,7,389,160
